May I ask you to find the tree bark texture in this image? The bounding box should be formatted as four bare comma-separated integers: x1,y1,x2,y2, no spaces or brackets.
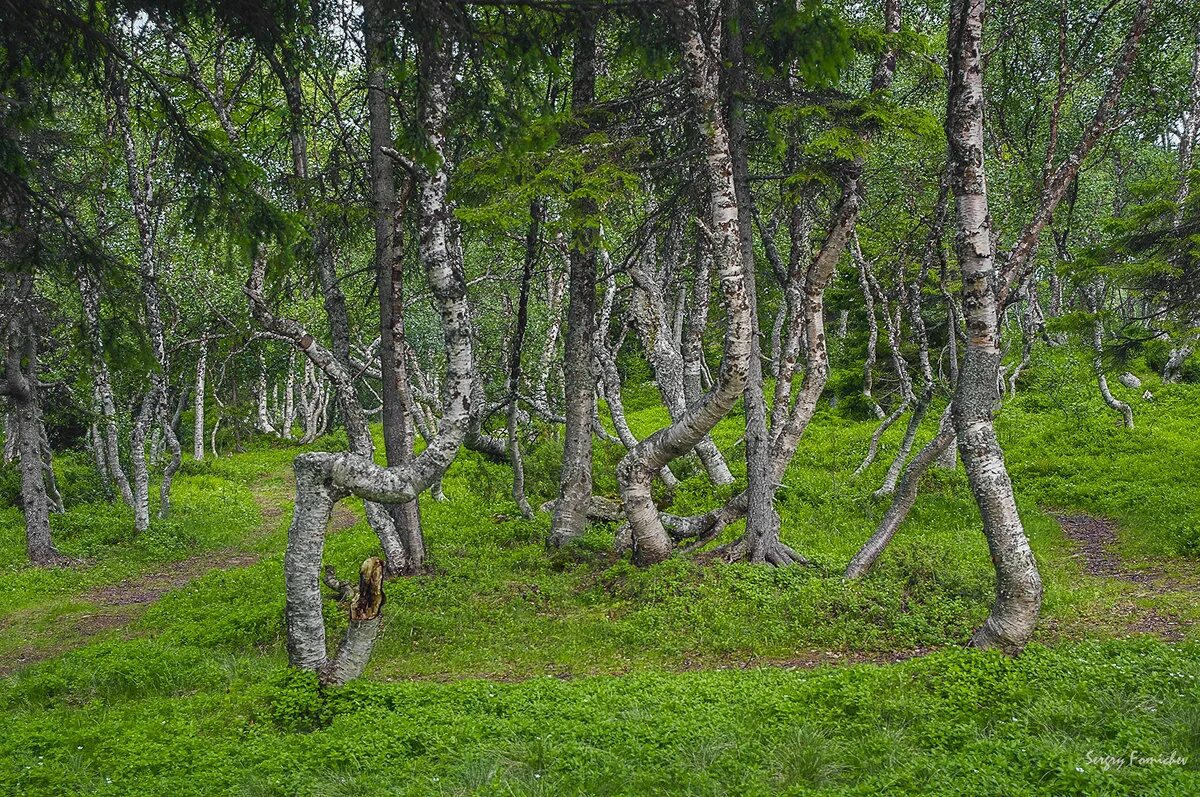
947,0,1042,654
550,12,600,548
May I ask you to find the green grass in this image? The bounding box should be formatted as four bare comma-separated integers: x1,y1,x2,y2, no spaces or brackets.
0,347,1198,794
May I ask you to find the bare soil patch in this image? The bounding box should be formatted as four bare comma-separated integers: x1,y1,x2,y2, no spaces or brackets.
1052,512,1189,641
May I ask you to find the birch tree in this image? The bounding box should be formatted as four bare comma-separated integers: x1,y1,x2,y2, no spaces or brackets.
617,0,753,565
283,0,475,684
945,0,1042,653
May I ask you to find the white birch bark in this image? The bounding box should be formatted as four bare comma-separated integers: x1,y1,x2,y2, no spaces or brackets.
618,0,753,565
628,235,732,486
283,3,474,677
947,0,1041,654
1084,285,1134,428
76,264,134,506
193,345,207,461
255,350,277,435
114,67,181,526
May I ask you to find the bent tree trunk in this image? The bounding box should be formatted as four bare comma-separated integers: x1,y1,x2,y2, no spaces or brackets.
678,0,899,564
628,237,733,487
1085,285,1134,429
284,0,473,684
844,407,955,579
618,0,753,565
947,0,1041,654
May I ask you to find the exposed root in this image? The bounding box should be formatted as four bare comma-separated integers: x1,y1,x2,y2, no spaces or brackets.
704,532,812,567
31,548,75,568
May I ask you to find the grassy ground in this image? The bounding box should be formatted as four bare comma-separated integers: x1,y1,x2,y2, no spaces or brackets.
0,349,1197,795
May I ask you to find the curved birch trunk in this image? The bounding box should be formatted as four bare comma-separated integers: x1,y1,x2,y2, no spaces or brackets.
1084,286,1134,428
858,250,886,420
845,408,954,579
247,258,408,570
873,177,946,498
947,0,1041,654
631,260,733,487
284,1,473,679
618,0,753,565
659,192,858,555
696,0,900,563
595,270,680,491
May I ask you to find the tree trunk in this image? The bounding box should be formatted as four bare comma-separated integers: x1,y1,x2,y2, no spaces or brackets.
724,0,785,561
549,13,599,548
628,234,732,487
947,0,1041,654
533,236,567,413
1,272,67,566
76,265,133,506
256,350,278,435
114,67,181,523
618,0,753,565
366,0,425,573
845,408,955,579
194,344,207,461
282,350,296,439
595,267,680,491
130,391,155,533
283,0,475,679
507,200,541,519
1084,285,1134,428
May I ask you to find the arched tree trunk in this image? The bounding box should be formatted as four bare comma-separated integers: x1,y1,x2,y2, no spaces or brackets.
1084,284,1134,428
284,0,473,681
844,408,954,579
619,0,753,566
691,0,899,564
594,267,680,492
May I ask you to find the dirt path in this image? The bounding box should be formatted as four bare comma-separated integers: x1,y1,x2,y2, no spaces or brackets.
1052,512,1190,641
0,474,362,675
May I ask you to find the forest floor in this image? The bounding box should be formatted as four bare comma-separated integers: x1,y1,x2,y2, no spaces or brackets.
0,473,362,675
1,361,1199,795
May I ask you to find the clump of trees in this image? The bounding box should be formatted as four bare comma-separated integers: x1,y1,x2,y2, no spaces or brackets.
2,0,1198,682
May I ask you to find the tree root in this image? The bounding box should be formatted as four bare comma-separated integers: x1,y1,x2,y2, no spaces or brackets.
30,548,75,568
703,531,811,567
